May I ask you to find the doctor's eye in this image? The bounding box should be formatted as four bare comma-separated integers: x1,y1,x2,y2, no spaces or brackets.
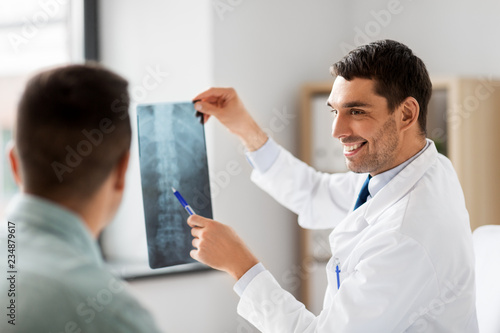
350,109,364,115
330,109,338,116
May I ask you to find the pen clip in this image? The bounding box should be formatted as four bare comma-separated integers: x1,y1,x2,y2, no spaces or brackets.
335,257,341,266
334,257,341,290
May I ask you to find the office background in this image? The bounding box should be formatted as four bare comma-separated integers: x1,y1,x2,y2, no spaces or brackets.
1,0,500,332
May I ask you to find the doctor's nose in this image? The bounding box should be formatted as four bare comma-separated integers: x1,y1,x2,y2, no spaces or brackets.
332,113,351,140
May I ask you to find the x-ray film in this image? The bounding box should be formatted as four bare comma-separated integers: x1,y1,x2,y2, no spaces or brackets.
137,102,213,268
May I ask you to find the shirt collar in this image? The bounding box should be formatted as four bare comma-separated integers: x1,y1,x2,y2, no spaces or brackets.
5,193,102,265
368,140,431,200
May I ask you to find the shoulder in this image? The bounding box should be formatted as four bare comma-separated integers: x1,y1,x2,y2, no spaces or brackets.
404,153,468,231
382,154,474,278
12,264,159,332
370,152,471,262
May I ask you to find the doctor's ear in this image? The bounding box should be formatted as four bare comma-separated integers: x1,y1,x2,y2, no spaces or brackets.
398,97,420,132
7,141,22,186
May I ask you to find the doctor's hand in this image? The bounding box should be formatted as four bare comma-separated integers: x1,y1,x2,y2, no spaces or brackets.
187,214,259,280
193,87,268,151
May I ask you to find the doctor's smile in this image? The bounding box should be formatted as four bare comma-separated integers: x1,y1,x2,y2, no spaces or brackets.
342,142,365,154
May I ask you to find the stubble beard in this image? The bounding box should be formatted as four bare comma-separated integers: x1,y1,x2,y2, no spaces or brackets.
345,116,399,174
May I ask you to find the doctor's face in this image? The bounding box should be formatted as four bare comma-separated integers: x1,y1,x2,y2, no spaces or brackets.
328,76,401,175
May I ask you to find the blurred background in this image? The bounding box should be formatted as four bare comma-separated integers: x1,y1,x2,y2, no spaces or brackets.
1,0,499,332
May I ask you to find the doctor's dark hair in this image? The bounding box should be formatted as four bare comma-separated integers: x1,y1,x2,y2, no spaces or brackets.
331,39,432,135
15,63,131,201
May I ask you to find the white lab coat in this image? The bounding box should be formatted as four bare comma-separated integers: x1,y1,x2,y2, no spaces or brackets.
238,140,478,332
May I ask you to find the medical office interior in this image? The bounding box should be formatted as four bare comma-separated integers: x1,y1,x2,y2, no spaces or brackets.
1,0,500,332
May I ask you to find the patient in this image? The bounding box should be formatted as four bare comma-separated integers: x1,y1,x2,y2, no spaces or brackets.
0,64,161,332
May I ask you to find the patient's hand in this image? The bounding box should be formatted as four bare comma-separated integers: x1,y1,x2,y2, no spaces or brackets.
187,214,259,280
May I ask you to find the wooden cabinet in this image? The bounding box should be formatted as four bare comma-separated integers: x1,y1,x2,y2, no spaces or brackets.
432,77,500,231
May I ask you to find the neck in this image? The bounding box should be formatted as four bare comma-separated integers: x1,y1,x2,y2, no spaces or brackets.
397,136,427,166
60,199,105,238
371,135,427,177
25,189,110,239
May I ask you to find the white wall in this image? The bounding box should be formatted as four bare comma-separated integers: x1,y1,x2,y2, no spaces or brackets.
99,0,500,332
342,0,500,77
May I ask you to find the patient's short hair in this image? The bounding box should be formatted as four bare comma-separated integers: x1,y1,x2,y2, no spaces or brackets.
15,63,131,200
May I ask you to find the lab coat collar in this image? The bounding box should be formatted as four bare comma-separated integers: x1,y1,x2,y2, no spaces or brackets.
359,139,438,225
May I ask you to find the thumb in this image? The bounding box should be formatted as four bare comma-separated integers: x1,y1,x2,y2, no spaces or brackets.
193,100,219,117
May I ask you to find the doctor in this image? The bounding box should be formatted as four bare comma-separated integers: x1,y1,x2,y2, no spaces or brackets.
189,40,478,332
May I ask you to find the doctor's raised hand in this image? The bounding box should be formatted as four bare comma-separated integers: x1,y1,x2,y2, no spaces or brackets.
192,87,268,151
189,88,263,279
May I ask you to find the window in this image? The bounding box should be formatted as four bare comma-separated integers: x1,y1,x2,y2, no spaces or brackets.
0,0,87,213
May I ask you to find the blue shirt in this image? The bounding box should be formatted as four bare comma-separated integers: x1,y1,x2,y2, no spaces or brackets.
0,194,161,333
235,138,429,296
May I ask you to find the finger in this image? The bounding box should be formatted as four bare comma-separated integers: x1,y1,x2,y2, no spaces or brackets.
190,249,199,261
192,87,232,102
192,237,200,249
187,214,207,228
193,100,220,116
194,111,211,125
191,227,201,238
204,114,211,123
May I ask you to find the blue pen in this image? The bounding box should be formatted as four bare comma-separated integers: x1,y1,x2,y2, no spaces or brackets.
335,258,341,289
172,187,196,215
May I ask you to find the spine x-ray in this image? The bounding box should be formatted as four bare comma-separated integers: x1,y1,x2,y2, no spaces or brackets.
137,102,213,269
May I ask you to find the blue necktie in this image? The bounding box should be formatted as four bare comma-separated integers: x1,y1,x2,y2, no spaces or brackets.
354,175,371,210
